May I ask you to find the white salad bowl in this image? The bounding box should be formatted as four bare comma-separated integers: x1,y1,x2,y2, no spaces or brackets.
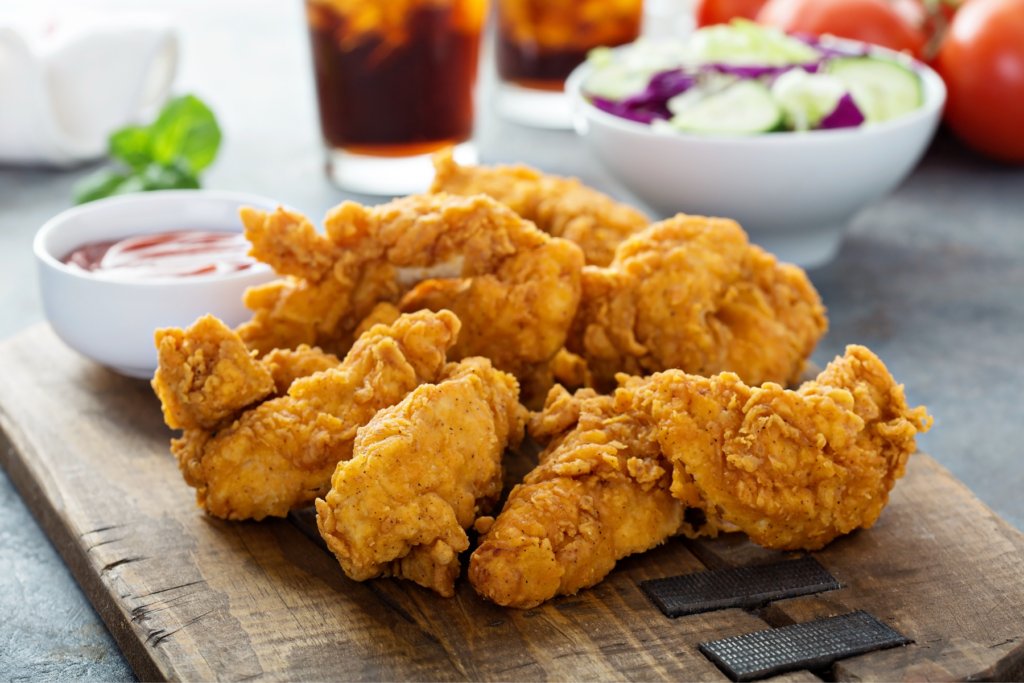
34,190,282,378
566,44,946,268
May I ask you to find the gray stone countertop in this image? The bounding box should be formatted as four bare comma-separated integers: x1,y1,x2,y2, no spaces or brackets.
1,0,1023,679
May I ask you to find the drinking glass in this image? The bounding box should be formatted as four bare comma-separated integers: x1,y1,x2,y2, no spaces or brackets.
305,0,486,194
494,0,643,128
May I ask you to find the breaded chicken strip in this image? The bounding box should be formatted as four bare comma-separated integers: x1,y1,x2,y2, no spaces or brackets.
430,147,649,267
469,345,931,607
469,385,683,609
237,199,395,357
569,214,829,392
261,345,342,396
244,205,342,280
633,345,933,551
237,194,583,407
316,357,525,597
161,310,461,520
153,314,330,430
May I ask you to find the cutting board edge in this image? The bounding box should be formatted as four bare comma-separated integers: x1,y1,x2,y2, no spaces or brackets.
0,414,168,683
3,322,1024,682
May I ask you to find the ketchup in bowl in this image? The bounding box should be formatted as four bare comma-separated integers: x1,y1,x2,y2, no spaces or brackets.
63,231,256,279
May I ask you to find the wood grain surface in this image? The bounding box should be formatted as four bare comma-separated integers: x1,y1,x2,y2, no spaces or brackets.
1,323,1022,682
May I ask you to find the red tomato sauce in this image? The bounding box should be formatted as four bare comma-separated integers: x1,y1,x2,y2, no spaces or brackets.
62,231,256,279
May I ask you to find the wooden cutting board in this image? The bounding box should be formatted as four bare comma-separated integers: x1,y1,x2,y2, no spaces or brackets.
2,323,1023,682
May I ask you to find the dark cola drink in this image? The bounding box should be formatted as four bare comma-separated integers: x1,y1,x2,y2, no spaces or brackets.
305,0,484,192
496,0,643,91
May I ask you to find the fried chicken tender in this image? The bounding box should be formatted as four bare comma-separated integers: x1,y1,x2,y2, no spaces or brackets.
352,301,402,340
469,345,931,607
469,385,683,609
153,315,342,432
316,357,526,597
261,345,342,396
548,347,592,390
243,205,342,280
153,314,278,430
633,344,933,551
568,214,829,392
237,194,583,408
162,310,462,520
430,147,649,267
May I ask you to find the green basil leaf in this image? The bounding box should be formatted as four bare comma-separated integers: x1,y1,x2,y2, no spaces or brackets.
148,95,222,174
138,162,201,191
71,94,219,205
109,175,148,196
109,126,152,170
73,168,130,204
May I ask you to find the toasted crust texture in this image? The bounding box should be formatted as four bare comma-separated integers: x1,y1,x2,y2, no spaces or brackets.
156,310,462,520
470,345,931,608
316,357,525,596
430,147,649,267
236,193,584,408
568,214,829,391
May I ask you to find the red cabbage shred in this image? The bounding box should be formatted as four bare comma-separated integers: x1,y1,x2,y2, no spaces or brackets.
818,93,866,129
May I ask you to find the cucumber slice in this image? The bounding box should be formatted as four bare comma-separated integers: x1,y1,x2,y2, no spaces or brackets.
691,19,821,67
583,63,658,102
583,40,692,102
671,80,782,134
771,68,848,131
827,57,922,123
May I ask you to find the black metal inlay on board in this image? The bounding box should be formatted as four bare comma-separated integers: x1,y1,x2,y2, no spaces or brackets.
699,610,911,681
640,555,840,618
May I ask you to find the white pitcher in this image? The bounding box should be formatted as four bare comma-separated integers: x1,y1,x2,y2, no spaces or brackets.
0,11,178,167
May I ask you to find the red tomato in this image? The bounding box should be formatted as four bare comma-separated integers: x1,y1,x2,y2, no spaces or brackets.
696,0,771,26
890,0,930,28
938,0,961,22
936,0,1024,162
756,0,928,56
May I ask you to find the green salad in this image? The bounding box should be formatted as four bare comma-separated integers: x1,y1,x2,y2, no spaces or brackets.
583,20,924,135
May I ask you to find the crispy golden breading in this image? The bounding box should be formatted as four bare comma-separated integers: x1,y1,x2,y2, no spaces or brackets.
316,357,525,597
548,347,591,390
430,147,649,267
469,385,682,609
261,345,341,396
153,316,343,431
352,301,402,340
236,269,373,358
632,345,933,551
237,194,584,408
334,194,583,407
470,345,931,607
241,206,341,280
568,214,829,392
152,314,276,430
164,310,462,520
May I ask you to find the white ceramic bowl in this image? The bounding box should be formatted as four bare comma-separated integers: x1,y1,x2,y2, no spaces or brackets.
566,43,946,268
34,190,282,378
